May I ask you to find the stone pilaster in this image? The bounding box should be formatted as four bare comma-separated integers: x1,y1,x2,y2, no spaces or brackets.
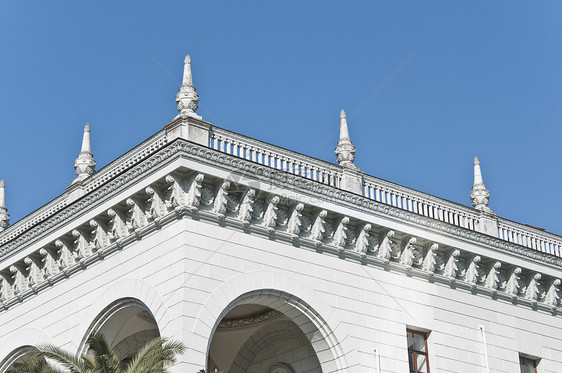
340,167,364,195
164,115,212,146
477,209,498,237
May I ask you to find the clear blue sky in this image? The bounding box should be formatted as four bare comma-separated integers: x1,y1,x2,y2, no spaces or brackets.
1,1,561,235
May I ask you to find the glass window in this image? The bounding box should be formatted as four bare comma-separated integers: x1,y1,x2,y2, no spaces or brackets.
519,356,537,373
407,329,430,373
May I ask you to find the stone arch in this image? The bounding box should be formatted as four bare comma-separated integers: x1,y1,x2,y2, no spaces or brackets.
70,278,171,355
230,320,317,373
194,270,352,373
0,328,52,372
76,297,160,358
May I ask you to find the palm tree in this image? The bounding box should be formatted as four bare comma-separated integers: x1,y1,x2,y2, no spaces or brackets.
6,333,185,373
4,355,59,373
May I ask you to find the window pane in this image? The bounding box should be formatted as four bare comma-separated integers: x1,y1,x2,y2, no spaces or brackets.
413,333,426,352
416,354,428,373
520,359,533,373
408,352,415,372
407,332,415,350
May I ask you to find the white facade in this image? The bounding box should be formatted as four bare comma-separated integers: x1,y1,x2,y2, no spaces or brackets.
0,56,561,373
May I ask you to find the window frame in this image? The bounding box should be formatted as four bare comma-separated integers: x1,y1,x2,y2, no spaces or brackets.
407,328,430,373
519,355,538,373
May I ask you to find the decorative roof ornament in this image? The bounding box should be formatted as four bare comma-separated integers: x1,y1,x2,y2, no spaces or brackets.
72,123,96,184
470,156,492,212
175,54,201,120
0,179,10,231
335,110,358,169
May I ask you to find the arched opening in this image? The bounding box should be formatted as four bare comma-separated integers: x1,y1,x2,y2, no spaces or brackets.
79,297,160,367
1,346,47,372
206,290,337,373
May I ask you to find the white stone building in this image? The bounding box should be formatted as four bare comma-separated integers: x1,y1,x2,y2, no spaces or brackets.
0,55,561,373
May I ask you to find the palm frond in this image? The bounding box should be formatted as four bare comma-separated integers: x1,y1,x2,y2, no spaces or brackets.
35,344,86,373
85,333,120,373
5,354,62,373
124,337,186,373
6,334,185,373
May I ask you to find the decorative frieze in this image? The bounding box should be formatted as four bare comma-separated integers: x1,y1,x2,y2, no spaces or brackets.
484,261,502,293
331,217,349,251
376,231,396,263
285,203,304,240
505,267,522,299
443,250,460,282
545,279,561,310
212,181,230,220
463,255,481,289
90,218,110,254
525,273,541,305
399,237,417,268
309,210,327,246
422,243,439,274
39,247,60,280
0,141,561,314
262,195,280,233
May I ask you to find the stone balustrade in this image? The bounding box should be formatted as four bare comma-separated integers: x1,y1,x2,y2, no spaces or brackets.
498,218,562,257
211,127,341,188
363,176,480,232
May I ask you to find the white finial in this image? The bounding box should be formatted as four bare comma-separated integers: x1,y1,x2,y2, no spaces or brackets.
339,109,350,140
175,53,201,120
81,123,91,153
182,55,193,87
0,180,5,208
72,123,96,185
0,179,10,231
470,156,491,211
335,109,357,169
473,156,484,185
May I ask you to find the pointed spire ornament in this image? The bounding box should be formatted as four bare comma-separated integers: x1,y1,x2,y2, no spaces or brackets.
0,179,10,231
175,54,201,119
335,110,358,169
72,123,96,184
470,156,491,211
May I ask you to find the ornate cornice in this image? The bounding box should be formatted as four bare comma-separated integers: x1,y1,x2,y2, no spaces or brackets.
1,139,561,268
0,139,560,315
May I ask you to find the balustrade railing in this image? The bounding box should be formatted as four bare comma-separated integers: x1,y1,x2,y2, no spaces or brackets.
363,175,480,232
498,219,562,257
210,127,341,188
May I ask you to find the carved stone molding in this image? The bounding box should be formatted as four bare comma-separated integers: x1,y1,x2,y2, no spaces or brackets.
218,309,282,329
1,138,562,269
0,139,561,315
